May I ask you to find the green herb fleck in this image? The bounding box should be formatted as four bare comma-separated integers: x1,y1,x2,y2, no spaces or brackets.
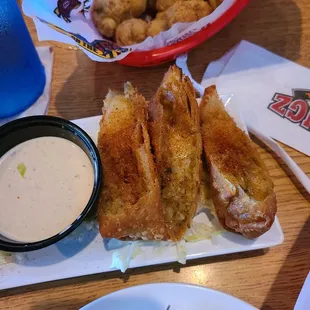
17,162,27,178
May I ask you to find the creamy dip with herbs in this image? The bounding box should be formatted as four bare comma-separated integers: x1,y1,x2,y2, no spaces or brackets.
0,137,94,243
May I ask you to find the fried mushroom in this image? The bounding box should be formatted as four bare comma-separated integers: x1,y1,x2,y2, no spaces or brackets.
116,18,148,46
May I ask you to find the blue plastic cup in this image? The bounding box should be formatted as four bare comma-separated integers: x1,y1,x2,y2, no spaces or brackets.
0,0,46,118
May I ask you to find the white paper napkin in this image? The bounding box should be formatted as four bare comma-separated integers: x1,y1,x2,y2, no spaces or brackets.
201,40,310,157
0,46,54,126
294,272,310,310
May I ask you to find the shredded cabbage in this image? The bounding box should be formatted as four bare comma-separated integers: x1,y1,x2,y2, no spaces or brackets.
184,222,215,242
106,238,127,251
110,242,141,273
152,241,172,255
132,244,143,259
110,250,129,273
176,241,187,264
109,214,223,270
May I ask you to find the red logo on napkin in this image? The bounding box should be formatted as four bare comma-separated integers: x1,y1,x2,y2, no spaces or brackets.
268,89,310,131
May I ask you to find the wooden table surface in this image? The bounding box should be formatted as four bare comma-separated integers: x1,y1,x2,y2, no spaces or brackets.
1,0,310,309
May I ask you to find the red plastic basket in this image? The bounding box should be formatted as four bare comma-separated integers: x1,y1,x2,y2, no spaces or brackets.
118,0,250,67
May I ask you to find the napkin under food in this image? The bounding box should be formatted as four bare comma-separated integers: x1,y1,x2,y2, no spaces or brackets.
22,0,234,62
201,40,310,157
0,47,54,127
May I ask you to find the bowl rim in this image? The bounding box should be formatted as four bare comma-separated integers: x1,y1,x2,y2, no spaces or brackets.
0,115,102,252
119,0,250,66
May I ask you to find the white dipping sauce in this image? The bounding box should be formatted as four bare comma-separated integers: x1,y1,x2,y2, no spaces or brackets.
0,137,94,243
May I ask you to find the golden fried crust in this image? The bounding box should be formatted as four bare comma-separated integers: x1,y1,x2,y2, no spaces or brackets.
91,0,131,22
166,0,212,27
130,0,147,17
147,17,168,37
116,18,148,46
91,0,131,37
148,65,202,241
200,86,277,238
208,0,223,10
97,83,168,240
156,0,178,11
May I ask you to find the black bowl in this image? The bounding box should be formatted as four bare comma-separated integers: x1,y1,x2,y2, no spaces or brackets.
0,116,102,252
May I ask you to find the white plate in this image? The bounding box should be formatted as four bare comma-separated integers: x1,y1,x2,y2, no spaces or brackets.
0,101,284,290
80,283,258,310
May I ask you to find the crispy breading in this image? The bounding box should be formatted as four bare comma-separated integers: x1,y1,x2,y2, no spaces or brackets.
166,0,212,27
116,18,148,46
97,83,168,240
130,0,147,17
147,15,168,37
156,0,180,11
91,0,131,38
148,65,202,241
200,86,277,238
208,0,223,10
